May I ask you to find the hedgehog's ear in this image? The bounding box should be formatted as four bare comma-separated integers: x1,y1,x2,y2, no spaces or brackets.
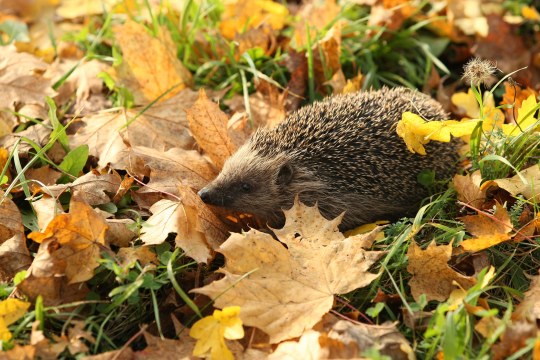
277,163,293,185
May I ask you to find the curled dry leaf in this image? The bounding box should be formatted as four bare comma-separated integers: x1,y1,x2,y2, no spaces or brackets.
113,19,192,104
69,89,198,167
45,171,122,206
141,186,228,263
407,241,476,302
481,165,540,203
459,202,513,252
186,89,240,169
193,200,384,343
270,318,414,360
31,195,63,231
453,171,486,209
0,191,31,281
177,185,229,258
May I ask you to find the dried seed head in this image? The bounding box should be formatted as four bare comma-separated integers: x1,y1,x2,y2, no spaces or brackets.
462,58,499,87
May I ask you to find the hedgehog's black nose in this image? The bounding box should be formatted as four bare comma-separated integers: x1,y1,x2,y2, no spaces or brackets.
198,187,211,203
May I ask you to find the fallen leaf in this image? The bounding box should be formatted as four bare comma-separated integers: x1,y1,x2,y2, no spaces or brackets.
114,20,192,104
0,190,31,281
177,185,229,262
69,89,198,167
186,89,239,169
407,241,476,302
502,94,539,135
193,200,384,343
0,298,30,341
219,0,288,40
481,164,540,203
117,247,157,269
492,320,536,360
513,270,540,322
140,199,182,246
0,45,56,125
459,202,513,251
190,306,244,360
27,199,109,284
453,171,486,209
126,146,217,195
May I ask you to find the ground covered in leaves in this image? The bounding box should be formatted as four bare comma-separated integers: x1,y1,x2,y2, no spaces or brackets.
0,0,540,359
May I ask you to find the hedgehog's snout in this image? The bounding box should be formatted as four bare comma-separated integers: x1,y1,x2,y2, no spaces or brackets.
198,185,233,207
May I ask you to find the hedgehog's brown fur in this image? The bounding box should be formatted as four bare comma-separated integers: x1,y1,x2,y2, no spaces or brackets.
198,87,459,230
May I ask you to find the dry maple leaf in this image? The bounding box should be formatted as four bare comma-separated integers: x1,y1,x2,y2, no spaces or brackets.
292,0,340,48
114,19,192,104
186,89,239,170
193,200,384,343
27,199,109,284
459,202,513,252
407,241,476,302
69,89,198,167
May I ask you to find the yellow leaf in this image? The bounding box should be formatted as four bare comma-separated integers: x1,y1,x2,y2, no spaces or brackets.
460,202,513,252
0,299,31,341
397,112,479,155
396,112,429,155
219,0,288,40
503,94,539,135
522,6,540,21
113,20,192,104
418,119,479,142
190,306,244,360
451,89,480,118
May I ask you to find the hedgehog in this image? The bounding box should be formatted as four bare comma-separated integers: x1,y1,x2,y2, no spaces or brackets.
197,87,459,230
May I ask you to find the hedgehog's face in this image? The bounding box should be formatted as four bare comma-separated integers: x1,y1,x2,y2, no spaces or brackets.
197,146,294,221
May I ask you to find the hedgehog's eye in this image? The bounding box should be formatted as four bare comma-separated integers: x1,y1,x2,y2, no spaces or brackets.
241,182,252,192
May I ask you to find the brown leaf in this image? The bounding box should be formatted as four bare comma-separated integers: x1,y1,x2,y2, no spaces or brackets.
127,146,217,195
177,185,229,259
0,45,56,125
481,165,540,203
186,89,238,169
459,202,513,251
514,270,540,322
27,200,109,284
407,241,476,302
492,320,536,360
117,247,157,269
69,89,198,167
113,20,192,104
193,200,384,343
105,219,137,248
453,171,486,209
0,191,31,281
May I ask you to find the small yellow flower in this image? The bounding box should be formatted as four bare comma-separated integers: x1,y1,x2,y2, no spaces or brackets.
190,306,244,360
